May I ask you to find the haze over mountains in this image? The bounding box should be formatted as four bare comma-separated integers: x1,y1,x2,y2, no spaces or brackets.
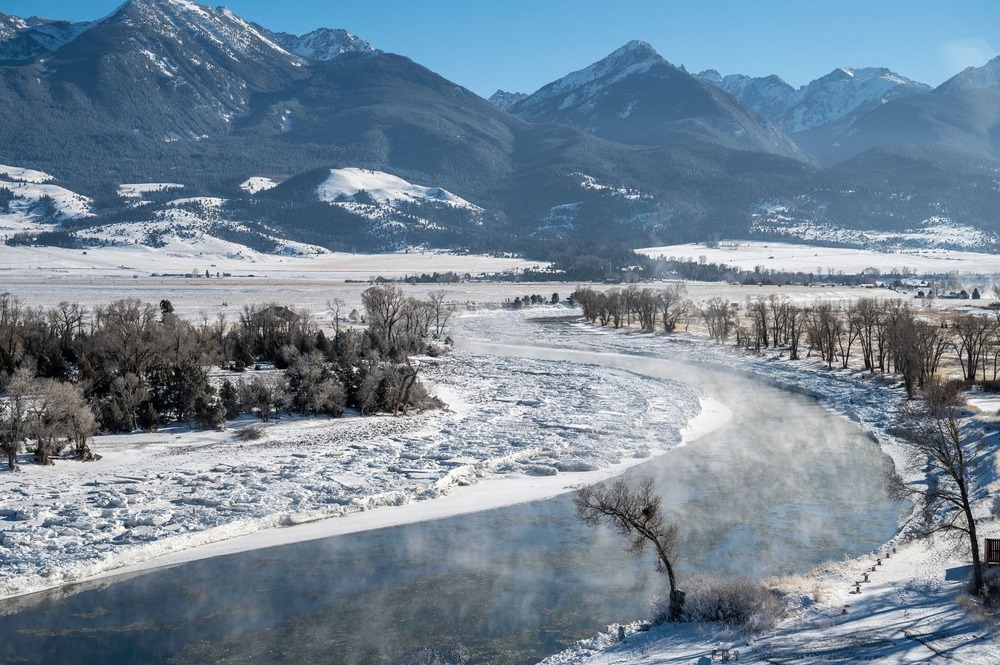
1,0,999,261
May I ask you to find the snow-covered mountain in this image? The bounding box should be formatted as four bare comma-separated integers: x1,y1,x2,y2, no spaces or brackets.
262,27,376,61
487,89,528,111
508,41,806,160
698,66,931,133
936,55,1000,93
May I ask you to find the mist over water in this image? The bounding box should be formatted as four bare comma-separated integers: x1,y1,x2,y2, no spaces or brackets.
0,316,903,664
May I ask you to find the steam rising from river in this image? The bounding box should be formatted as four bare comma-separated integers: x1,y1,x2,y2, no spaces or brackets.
0,310,902,665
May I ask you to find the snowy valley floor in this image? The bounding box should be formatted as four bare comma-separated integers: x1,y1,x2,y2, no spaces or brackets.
1,309,998,663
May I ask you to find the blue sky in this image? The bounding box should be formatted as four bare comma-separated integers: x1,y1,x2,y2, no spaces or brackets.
7,0,999,97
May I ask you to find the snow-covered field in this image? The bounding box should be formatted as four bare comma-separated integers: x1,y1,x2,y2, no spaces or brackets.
640,240,1000,275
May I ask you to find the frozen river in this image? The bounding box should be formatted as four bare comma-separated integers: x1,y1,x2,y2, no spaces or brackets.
0,314,903,664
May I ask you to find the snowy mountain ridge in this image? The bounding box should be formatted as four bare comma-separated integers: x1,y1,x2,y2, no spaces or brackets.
698,66,931,133
107,0,301,67
263,27,376,61
0,12,94,60
487,89,528,111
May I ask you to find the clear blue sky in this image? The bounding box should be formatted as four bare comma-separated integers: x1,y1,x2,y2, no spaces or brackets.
7,0,999,96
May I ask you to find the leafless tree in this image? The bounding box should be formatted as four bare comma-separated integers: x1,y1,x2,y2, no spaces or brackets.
635,288,659,333
93,298,160,376
242,374,286,422
747,296,769,350
701,297,734,343
785,303,805,360
327,297,346,336
363,285,408,351
109,373,147,432
24,378,95,464
575,476,684,620
890,381,986,596
851,298,884,373
806,302,841,368
0,366,33,471
952,313,995,383
427,292,455,339
659,284,687,333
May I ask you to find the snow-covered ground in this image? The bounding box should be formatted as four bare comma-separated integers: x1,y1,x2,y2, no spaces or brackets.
640,240,1000,275
0,340,703,600
0,245,545,282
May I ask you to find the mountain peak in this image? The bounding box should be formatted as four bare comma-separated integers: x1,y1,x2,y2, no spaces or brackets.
262,27,376,62
487,89,528,111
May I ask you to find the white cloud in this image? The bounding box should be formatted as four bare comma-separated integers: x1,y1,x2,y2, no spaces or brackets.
941,38,997,74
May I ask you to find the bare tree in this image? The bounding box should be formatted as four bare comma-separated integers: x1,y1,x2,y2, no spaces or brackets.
108,373,147,431
701,297,734,343
327,298,346,336
362,285,408,351
575,476,684,620
851,297,884,373
952,313,995,383
659,284,687,333
890,381,986,596
0,367,33,471
427,292,455,339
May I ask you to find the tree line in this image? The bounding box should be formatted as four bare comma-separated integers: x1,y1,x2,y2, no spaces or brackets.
576,288,1000,400
0,285,452,471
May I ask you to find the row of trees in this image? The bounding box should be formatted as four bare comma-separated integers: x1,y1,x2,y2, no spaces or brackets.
0,286,451,470
574,289,1000,400
573,285,688,333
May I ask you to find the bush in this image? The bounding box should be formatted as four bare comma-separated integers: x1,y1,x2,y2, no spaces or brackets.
235,425,265,441
653,575,786,633
978,566,1000,610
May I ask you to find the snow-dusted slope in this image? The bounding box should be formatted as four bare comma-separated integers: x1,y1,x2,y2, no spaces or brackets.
316,168,482,210
239,177,279,194
107,0,298,66
0,164,55,185
514,40,663,116
936,55,1000,93
0,164,91,219
700,71,796,126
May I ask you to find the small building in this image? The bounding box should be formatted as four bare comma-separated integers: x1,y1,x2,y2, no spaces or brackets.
986,538,1000,565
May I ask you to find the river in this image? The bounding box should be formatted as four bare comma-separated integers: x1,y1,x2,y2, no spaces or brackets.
0,317,903,664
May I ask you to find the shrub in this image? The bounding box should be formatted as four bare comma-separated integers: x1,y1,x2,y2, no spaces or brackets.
653,575,786,633
978,566,1000,610
235,425,265,441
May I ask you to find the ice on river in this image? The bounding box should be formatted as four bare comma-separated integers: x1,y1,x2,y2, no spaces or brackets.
0,332,700,600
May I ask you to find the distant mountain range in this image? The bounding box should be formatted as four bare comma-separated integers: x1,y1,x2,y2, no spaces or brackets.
0,0,999,260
